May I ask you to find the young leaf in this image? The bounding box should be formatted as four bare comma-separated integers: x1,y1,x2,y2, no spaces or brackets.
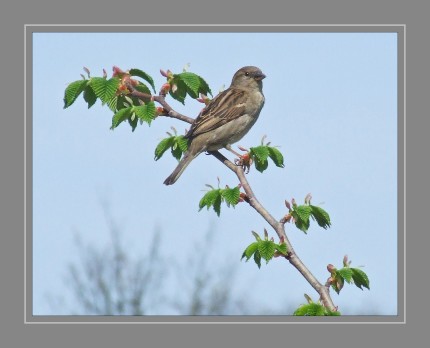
111,107,133,129
250,146,270,172
154,136,175,160
253,250,262,269
221,186,240,207
267,146,285,168
83,84,97,108
337,267,353,284
129,69,156,93
351,268,370,290
275,242,288,256
90,77,120,104
133,101,156,125
258,240,276,263
64,80,88,108
295,205,312,223
198,76,212,97
171,141,183,160
212,193,222,216
176,135,189,152
241,242,259,261
293,303,326,316
310,205,331,229
128,114,139,132
169,78,188,104
178,72,201,98
133,83,152,96
199,189,222,211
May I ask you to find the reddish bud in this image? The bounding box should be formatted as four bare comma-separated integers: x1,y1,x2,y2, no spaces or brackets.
343,255,349,267
161,83,171,93
327,264,336,273
160,69,169,77
156,107,164,115
83,66,91,77
279,236,285,244
285,200,291,210
112,66,125,77
304,193,312,204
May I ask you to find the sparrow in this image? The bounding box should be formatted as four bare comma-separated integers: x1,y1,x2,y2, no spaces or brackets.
163,66,266,185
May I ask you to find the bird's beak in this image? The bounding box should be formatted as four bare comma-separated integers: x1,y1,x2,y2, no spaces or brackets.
254,72,266,81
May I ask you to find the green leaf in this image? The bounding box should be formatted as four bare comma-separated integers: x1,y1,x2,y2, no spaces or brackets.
169,78,188,104
257,240,276,263
293,303,326,316
128,114,138,132
275,243,288,255
64,79,88,108
154,136,175,160
325,309,341,316
213,193,222,216
351,268,370,290
198,76,212,96
199,189,222,211
253,250,262,269
295,205,312,222
241,242,259,261
133,83,152,96
171,141,183,160
129,69,156,93
111,107,132,129
221,186,240,207
291,205,312,233
176,135,189,152
250,146,270,173
90,77,120,104
337,267,353,283
133,101,156,125
178,72,201,98
251,231,262,241
83,84,97,108
310,205,331,229
267,146,285,168
331,274,344,294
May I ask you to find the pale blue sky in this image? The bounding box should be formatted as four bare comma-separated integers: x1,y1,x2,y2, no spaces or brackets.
33,32,398,315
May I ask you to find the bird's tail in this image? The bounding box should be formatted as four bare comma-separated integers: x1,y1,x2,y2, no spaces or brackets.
163,152,197,185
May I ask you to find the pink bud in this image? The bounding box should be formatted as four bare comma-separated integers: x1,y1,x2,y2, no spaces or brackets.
327,264,336,273
304,193,312,204
285,200,291,210
343,255,349,267
160,69,168,77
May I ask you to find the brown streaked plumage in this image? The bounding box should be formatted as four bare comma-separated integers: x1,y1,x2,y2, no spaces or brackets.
163,66,266,185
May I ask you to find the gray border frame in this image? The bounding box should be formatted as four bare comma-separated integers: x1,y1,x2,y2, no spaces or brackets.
25,24,405,324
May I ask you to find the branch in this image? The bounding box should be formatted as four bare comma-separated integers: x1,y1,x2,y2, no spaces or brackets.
128,82,336,311
209,151,336,311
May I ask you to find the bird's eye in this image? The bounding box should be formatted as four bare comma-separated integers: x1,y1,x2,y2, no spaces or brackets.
245,72,249,76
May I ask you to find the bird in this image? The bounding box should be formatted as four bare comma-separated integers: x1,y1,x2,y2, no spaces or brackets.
163,66,266,185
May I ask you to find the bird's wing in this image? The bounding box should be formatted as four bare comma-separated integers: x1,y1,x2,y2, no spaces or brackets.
186,88,247,138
